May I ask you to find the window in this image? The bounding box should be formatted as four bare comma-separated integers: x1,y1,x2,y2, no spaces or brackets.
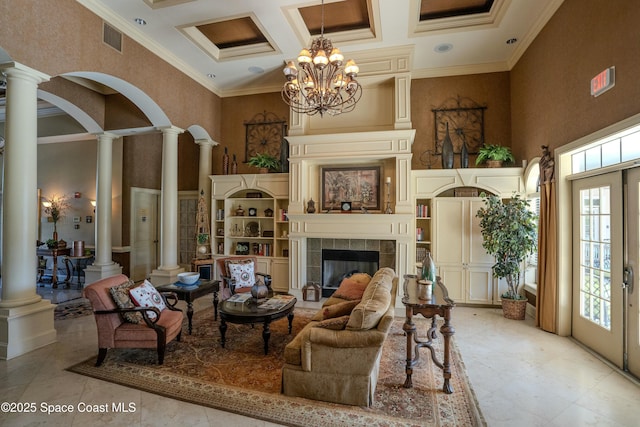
571,125,640,174
524,159,541,288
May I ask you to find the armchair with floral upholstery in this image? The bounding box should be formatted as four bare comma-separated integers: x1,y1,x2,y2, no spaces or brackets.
215,256,272,300
83,274,183,366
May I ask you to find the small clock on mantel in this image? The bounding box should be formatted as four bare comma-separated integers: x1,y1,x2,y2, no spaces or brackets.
341,202,352,213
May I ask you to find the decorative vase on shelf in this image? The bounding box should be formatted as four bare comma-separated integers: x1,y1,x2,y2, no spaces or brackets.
306,199,316,214
441,123,454,169
461,141,469,168
231,154,238,174
222,147,230,175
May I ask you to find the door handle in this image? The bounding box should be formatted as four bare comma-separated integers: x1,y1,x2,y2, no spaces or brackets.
623,266,633,293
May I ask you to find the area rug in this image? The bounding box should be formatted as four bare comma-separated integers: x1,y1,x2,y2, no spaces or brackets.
68,308,485,427
54,299,93,320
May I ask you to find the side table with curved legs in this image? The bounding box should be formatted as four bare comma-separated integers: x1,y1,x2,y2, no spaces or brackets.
401,274,456,393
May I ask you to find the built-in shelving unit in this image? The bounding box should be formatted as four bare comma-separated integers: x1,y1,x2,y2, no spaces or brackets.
210,173,289,292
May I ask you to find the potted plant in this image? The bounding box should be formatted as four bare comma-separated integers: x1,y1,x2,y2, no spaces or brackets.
475,144,515,168
476,193,537,320
247,153,280,173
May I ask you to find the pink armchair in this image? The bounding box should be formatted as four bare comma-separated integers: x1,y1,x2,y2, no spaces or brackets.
83,274,183,366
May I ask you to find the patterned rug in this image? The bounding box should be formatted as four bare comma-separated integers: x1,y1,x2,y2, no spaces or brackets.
54,299,93,320
68,308,485,426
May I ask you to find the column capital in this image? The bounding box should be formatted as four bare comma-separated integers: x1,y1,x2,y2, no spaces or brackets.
160,125,184,136
195,138,219,148
93,131,120,141
0,61,50,84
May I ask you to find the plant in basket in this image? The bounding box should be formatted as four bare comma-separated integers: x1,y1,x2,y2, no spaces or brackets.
476,193,537,319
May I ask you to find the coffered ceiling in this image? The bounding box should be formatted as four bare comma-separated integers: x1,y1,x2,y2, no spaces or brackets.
76,0,562,97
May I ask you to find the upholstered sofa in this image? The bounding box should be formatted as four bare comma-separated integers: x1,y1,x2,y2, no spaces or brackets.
281,267,398,406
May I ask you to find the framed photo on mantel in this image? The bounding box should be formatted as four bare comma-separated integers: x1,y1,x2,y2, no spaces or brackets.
321,166,381,212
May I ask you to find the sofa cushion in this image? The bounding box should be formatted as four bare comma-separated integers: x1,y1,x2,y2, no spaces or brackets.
225,259,255,289
332,273,371,300
128,279,166,321
322,299,360,320
346,267,394,331
314,315,350,330
109,279,144,324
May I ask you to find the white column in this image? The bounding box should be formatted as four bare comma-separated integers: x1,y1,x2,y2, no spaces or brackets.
195,138,218,208
84,132,122,285
150,126,184,285
0,62,56,360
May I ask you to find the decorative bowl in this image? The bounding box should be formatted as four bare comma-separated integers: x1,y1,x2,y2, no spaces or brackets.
177,272,200,285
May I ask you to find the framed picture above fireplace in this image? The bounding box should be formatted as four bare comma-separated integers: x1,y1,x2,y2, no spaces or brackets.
321,166,381,212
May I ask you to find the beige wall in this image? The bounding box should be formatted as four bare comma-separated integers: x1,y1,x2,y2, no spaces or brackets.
410,72,512,170
511,0,640,162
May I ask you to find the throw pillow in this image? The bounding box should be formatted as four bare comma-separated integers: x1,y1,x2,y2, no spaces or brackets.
346,267,394,331
109,279,144,324
226,259,255,289
313,315,350,330
322,299,361,320
333,273,372,300
129,279,166,320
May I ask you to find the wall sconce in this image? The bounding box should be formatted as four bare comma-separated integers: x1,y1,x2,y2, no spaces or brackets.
90,200,96,213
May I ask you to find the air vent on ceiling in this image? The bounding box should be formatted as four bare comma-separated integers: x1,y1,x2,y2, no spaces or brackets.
103,22,122,52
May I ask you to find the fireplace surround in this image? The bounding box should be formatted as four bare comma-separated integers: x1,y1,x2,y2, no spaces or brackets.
286,129,416,301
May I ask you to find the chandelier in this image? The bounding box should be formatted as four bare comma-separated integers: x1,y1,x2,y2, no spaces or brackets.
282,0,362,117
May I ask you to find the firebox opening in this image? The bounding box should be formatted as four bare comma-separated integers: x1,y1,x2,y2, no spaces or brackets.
322,249,379,297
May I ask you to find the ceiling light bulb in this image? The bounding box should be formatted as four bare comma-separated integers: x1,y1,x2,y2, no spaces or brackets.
313,49,328,68
329,48,343,64
344,59,359,76
283,61,298,79
298,49,312,63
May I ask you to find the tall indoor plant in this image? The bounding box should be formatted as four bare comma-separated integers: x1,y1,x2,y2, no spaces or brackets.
476,193,537,319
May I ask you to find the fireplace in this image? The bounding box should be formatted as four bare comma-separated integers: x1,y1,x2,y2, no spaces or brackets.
322,249,379,297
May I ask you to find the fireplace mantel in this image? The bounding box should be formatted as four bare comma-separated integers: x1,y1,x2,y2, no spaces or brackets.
286,129,416,298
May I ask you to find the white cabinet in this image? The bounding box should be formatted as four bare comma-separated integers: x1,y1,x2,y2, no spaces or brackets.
433,198,494,304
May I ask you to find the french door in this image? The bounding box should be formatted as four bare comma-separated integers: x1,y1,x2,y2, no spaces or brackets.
572,172,624,367
624,168,640,377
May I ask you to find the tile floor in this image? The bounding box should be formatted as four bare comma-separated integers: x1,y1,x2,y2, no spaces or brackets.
1,288,639,426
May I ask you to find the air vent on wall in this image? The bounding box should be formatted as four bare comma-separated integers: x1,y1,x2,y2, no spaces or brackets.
103,22,122,52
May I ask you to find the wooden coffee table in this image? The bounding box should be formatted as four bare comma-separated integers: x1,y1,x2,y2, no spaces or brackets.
219,294,296,355
157,279,220,335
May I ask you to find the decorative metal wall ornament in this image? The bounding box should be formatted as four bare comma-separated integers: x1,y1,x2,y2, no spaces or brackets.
431,96,487,168
244,110,288,163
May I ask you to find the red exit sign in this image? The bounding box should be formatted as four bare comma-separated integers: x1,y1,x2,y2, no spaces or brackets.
591,66,615,97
